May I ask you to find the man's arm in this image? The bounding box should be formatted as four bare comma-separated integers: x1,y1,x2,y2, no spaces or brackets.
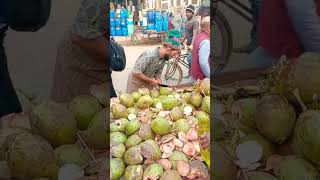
71,35,107,62
191,20,200,45
199,40,210,78
285,0,320,52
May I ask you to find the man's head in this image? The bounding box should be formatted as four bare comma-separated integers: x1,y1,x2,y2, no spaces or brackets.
162,30,181,60
186,5,195,19
201,16,210,34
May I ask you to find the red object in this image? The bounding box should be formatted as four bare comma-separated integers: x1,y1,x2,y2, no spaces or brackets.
191,31,210,80
168,18,174,31
257,0,320,59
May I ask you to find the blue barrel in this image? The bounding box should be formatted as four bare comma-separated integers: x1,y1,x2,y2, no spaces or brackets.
162,20,169,32
115,19,121,27
110,10,115,18
111,27,116,36
155,11,162,22
122,28,128,36
120,18,127,28
155,21,162,32
147,23,155,30
116,27,122,36
120,9,127,19
110,18,116,27
140,20,143,27
162,12,168,21
147,11,155,24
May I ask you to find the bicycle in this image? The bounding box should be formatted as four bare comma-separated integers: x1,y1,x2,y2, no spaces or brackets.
162,47,190,85
213,0,254,72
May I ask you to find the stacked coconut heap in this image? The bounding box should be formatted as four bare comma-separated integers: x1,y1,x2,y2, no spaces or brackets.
212,52,320,180
110,79,210,180
0,84,109,180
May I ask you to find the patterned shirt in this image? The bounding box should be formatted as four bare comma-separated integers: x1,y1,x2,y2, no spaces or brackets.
71,0,107,39
132,48,166,79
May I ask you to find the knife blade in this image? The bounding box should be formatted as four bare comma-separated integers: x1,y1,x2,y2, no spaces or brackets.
159,84,170,87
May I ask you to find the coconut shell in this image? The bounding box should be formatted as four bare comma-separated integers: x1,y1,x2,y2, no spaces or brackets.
111,103,129,119
141,140,161,161
157,159,172,171
110,158,126,180
139,123,155,140
54,144,91,167
124,165,143,180
143,163,164,179
124,146,143,165
169,151,189,170
119,93,135,108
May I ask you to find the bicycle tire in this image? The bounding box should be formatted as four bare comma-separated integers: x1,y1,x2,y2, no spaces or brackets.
213,9,233,73
163,61,183,85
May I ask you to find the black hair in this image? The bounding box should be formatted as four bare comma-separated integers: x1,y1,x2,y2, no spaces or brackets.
169,12,173,18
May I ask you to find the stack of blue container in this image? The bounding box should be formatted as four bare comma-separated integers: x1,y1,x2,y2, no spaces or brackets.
162,12,169,32
146,11,169,32
110,9,129,36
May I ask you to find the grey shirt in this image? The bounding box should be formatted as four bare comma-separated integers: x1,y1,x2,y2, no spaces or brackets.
132,48,166,79
185,18,199,46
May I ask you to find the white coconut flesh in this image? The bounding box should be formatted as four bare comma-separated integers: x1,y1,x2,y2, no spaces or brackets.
158,111,167,117
128,114,137,121
184,106,193,115
156,102,163,109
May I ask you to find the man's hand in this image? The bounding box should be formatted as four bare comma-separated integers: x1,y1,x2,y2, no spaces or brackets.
200,133,210,149
149,79,160,86
155,78,162,84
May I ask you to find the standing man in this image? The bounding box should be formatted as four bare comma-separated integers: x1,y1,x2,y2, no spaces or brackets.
191,16,210,81
181,5,199,78
126,30,181,93
51,0,108,102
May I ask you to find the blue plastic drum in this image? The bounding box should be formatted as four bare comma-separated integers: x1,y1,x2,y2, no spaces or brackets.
111,27,116,36
147,23,155,30
147,11,155,24
115,19,121,27
155,11,162,22
162,12,168,21
110,10,115,18
155,21,162,32
110,18,116,27
120,18,127,28
122,28,128,36
162,20,168,32
116,27,122,36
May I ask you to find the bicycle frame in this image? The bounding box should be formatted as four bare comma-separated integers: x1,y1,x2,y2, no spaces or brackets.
214,0,253,23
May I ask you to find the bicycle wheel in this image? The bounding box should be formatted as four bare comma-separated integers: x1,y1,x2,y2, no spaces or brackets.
162,61,183,86
213,9,233,73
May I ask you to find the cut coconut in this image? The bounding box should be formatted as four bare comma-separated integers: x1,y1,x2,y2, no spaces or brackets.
186,128,198,141
183,142,196,157
156,102,163,110
128,114,137,121
192,141,201,153
178,132,188,142
158,111,167,117
174,139,184,148
162,152,173,159
157,159,172,171
184,106,193,116
174,94,181,99
176,160,190,177
162,141,175,154
236,141,263,168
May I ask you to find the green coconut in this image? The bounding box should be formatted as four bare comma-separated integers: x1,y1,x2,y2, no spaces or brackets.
3,133,59,179
143,163,164,179
159,87,170,96
111,103,129,119
277,157,319,180
110,123,118,133
132,92,142,103
151,117,171,135
110,132,127,146
136,95,153,109
139,123,155,140
111,158,126,180
239,134,276,161
117,118,129,133
138,88,151,96
124,146,143,165
30,101,78,146
127,107,138,115
195,111,209,122
201,96,210,114
0,128,28,160
69,95,102,130
160,170,182,180
255,95,296,144
293,52,320,103
124,165,143,180
162,97,180,111
119,93,135,108
89,83,108,107
212,141,237,180
170,107,185,121
182,93,191,103
195,78,210,96
125,119,141,136
126,135,142,148
168,151,189,170
243,171,278,180
151,89,160,98
186,116,198,124
54,144,91,167
159,95,168,100
82,109,108,149
111,143,126,158
152,98,162,108
189,92,203,108
172,119,191,133
293,110,320,166
140,140,161,161
234,98,257,129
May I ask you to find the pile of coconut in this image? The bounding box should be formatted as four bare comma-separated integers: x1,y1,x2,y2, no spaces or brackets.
0,83,109,180
213,53,320,180
110,79,210,180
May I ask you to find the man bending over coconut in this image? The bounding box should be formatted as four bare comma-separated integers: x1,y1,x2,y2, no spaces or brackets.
126,30,181,94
